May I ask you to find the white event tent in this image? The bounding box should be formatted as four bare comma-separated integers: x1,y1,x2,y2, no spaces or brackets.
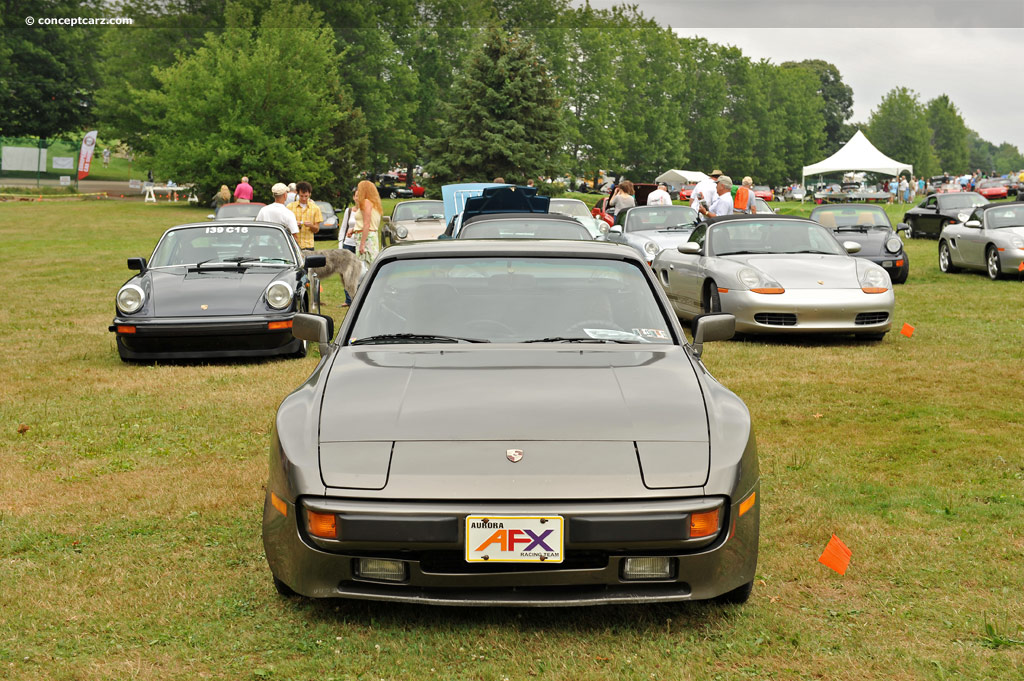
655,169,709,185
801,130,913,189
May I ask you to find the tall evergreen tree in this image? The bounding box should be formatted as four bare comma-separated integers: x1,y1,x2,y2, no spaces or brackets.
424,27,564,184
925,94,968,174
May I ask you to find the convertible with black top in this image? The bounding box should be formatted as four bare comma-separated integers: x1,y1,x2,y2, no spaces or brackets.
263,239,759,606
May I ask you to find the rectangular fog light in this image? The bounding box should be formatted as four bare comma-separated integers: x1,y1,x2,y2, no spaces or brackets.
356,558,408,583
622,557,675,581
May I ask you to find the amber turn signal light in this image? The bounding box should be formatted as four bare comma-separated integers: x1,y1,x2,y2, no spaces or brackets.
739,491,756,517
689,508,720,538
268,320,293,330
117,325,137,334
861,287,888,294
750,287,784,294
307,510,337,539
270,492,287,517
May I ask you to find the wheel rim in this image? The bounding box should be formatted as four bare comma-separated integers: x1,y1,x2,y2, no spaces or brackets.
987,249,999,278
939,243,949,271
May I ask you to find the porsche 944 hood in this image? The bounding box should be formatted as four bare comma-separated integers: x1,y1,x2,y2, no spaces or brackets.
729,254,862,289
319,347,708,443
148,268,283,316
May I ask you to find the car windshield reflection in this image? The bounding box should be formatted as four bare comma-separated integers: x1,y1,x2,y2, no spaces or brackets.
149,226,297,267
624,206,698,233
710,220,846,256
348,257,673,344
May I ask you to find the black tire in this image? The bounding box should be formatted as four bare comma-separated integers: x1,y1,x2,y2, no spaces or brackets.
892,256,910,284
938,240,959,274
273,575,296,596
986,245,1002,280
904,218,915,239
388,189,398,199
702,281,722,314
291,298,309,358
858,332,886,342
716,580,753,605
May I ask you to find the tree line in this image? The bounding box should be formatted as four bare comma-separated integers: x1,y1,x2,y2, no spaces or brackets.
1,0,1021,201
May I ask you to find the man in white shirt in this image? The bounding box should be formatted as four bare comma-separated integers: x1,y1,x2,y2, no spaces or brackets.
697,175,735,219
690,169,722,212
255,183,300,244
646,182,672,206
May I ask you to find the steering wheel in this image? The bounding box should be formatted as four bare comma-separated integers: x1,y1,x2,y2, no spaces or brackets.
462,319,518,336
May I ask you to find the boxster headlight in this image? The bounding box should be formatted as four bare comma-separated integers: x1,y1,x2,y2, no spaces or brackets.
265,281,294,310
116,284,145,314
858,264,889,293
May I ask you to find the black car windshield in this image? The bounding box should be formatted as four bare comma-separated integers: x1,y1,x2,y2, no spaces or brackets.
812,206,891,230
985,205,1024,228
315,201,335,217
458,218,592,240
710,219,846,256
939,194,989,210
548,199,591,220
149,225,297,267
393,201,444,222
624,206,698,232
214,204,262,220
348,257,673,344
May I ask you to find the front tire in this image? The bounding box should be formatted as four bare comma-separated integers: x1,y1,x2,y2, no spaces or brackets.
858,332,886,341
716,580,753,605
702,280,722,314
986,245,1002,280
938,240,959,274
272,575,296,596
904,218,915,239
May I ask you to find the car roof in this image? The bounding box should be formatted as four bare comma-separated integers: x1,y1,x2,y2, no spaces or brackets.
810,203,885,212
706,213,816,225
376,237,641,261
462,212,591,227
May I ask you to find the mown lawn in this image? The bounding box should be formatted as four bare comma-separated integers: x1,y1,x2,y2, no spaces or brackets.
0,200,1022,680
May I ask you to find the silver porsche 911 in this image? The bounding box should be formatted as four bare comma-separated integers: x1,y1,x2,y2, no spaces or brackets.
263,240,760,606
651,215,894,340
938,203,1024,280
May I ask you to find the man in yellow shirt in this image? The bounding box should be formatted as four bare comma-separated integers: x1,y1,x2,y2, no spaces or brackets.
288,181,323,251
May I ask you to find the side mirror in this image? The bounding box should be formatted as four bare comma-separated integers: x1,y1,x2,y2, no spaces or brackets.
691,313,735,359
293,313,334,356
843,241,862,254
382,216,391,224
127,257,147,272
304,254,326,268
206,214,215,219
896,223,909,233
965,219,982,229
677,242,701,255
608,225,623,235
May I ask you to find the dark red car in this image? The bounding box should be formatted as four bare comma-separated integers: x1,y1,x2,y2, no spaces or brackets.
753,185,774,201
679,183,696,201
976,179,1008,200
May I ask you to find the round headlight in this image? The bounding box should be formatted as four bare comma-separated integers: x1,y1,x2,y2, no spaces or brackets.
885,236,902,253
643,241,660,256
395,225,409,239
737,268,761,289
266,281,294,310
599,222,609,234
116,284,145,314
957,212,969,223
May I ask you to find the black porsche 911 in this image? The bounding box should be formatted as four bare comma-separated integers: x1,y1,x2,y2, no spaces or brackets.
109,222,324,362
902,192,989,239
809,204,910,284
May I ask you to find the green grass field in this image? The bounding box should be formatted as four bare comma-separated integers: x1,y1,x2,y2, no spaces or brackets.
1,200,1022,680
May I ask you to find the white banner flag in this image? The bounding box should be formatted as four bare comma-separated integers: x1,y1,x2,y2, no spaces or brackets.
77,131,98,180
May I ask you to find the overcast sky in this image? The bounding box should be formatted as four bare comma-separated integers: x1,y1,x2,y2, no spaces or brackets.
571,2,1024,153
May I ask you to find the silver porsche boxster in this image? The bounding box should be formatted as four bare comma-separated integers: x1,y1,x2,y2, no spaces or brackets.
263,240,760,606
938,203,1024,280
651,214,894,340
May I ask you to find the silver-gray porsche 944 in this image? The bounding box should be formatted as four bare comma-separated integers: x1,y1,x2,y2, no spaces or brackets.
263,240,759,607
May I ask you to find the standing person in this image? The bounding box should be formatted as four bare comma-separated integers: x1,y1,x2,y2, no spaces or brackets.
646,182,672,206
608,180,635,215
734,177,757,214
340,197,357,306
288,181,323,252
255,183,299,244
697,175,735,219
210,184,231,210
917,176,925,197
351,180,383,267
285,182,298,204
899,176,909,204
691,169,722,213
234,176,254,203
102,148,111,167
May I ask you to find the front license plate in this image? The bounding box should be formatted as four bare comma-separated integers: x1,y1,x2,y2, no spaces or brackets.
882,260,894,268
465,515,564,563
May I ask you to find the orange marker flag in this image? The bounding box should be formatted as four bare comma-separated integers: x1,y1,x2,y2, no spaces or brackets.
1018,261,1023,272
900,323,914,337
819,534,852,575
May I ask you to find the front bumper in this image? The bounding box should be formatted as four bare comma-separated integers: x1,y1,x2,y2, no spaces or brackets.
110,314,302,359
315,224,340,240
859,252,909,283
723,288,894,334
263,493,759,606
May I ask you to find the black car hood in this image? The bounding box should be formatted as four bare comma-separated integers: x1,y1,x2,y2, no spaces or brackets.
319,346,708,443
832,229,892,256
145,267,286,316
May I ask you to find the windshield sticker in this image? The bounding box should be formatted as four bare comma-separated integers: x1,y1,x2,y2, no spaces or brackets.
584,328,646,341
632,328,669,339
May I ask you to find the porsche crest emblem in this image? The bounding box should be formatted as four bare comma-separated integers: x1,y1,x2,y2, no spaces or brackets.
506,449,524,463
817,281,824,285
201,304,209,310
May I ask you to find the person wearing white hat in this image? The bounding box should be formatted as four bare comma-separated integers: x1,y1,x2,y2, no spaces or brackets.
255,183,300,244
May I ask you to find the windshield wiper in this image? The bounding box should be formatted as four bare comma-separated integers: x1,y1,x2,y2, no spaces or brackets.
350,333,490,345
663,224,695,230
523,336,638,344
718,250,772,256
415,215,444,221
788,250,836,254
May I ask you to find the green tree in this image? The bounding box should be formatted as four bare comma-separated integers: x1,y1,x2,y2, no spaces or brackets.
925,94,968,174
867,87,937,178
0,0,101,139
144,0,366,201
423,27,564,184
682,37,729,175
781,59,852,155
966,130,993,172
992,142,1024,175
753,61,825,186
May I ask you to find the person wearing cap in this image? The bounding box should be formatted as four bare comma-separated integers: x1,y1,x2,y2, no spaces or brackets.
691,169,722,214
233,176,254,204
646,182,672,206
255,183,300,244
697,175,735,219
